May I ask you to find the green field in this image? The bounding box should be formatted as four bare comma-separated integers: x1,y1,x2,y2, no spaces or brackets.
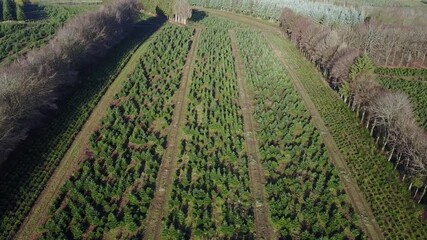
0,4,94,64
0,3,426,240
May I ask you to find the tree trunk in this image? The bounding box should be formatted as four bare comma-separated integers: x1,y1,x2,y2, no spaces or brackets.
370,119,377,136
418,185,427,203
409,182,413,190
388,146,395,161
414,187,419,198
361,109,366,124
356,104,360,117
382,133,389,151
395,153,402,169
366,115,370,129
421,49,427,66
391,48,397,66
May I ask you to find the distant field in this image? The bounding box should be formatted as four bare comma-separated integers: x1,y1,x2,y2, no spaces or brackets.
0,1,426,239
319,0,427,7
35,0,102,4
0,4,96,64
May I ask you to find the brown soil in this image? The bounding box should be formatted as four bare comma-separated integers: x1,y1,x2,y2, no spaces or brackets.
229,29,276,240
142,27,202,240
14,26,166,240
201,8,384,240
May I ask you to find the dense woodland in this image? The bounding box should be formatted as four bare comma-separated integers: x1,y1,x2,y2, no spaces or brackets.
189,0,364,25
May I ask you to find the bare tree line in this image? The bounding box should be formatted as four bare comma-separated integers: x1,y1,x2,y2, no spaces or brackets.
0,0,139,164
341,20,427,67
350,60,427,202
280,8,427,203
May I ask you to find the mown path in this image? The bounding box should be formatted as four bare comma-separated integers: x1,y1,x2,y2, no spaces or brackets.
143,27,202,240
15,26,166,240
229,29,276,240
203,8,384,240
265,34,384,240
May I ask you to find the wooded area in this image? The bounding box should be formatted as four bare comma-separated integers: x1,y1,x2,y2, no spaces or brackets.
279,7,427,204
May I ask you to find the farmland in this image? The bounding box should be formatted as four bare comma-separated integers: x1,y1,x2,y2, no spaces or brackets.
0,4,93,64
0,0,426,239
375,67,427,130
268,32,427,239
378,76,427,130
235,29,364,239
40,25,193,239
0,15,165,240
162,23,255,239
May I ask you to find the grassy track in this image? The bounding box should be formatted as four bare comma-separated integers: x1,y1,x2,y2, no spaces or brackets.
229,29,275,239
143,27,201,240
265,32,383,240
268,31,427,240
15,24,166,240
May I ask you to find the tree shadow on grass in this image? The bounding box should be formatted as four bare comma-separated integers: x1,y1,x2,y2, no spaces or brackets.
0,13,167,240
190,9,207,22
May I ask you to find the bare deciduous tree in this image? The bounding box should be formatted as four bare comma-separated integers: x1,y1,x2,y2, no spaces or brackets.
0,0,139,164
173,0,192,25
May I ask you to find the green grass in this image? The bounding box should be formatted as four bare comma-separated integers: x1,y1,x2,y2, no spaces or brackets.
237,29,364,239
0,21,164,240
269,33,427,239
163,20,254,239
40,24,193,239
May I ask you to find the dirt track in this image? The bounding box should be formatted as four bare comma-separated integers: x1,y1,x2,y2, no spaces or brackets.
143,27,202,240
204,8,384,240
14,27,165,240
229,29,276,240
266,34,384,240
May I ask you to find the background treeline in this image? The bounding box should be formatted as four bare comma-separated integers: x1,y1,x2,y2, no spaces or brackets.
0,5,91,64
189,0,365,25
280,8,427,202
341,20,427,68
142,0,191,24
0,0,139,164
1,0,26,21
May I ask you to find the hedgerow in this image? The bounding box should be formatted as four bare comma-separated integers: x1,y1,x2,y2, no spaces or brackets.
378,77,427,130
189,0,364,25
0,20,160,240
271,34,427,239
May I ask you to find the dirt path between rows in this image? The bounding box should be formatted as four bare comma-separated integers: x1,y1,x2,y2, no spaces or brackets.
143,27,202,240
202,8,384,239
15,27,165,240
229,29,276,240
264,33,384,240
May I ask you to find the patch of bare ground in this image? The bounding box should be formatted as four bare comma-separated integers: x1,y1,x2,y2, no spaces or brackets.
142,27,202,240
14,27,166,240
229,29,276,240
